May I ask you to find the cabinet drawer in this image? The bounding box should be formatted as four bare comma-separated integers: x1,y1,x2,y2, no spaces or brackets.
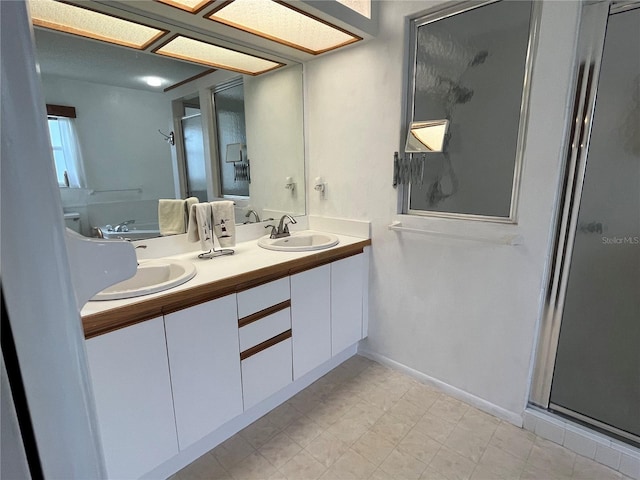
237,277,290,318
239,307,291,352
241,337,292,410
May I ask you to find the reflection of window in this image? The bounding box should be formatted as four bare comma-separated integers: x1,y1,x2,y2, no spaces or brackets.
46,115,86,188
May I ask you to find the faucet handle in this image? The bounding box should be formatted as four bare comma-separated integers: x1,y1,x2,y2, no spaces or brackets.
265,224,277,238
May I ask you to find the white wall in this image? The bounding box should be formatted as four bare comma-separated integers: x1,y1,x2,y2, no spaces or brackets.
305,0,580,416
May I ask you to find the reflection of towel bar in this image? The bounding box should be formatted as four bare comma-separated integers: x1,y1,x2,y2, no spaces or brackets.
90,188,142,195
388,221,523,246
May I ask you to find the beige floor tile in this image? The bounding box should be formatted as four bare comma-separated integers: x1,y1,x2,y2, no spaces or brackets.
370,468,395,480
387,398,430,425
305,431,351,468
364,386,404,412
323,448,377,479
279,449,327,480
527,437,576,478
341,355,374,375
429,446,477,480
352,430,396,466
572,454,625,480
307,403,351,429
178,452,232,480
402,384,442,411
488,422,535,461
265,402,304,430
429,397,469,424
520,461,573,480
419,466,449,480
213,434,256,470
444,426,490,463
473,444,525,479
341,400,386,428
456,408,500,442
413,412,457,444
397,427,442,465
240,416,282,449
327,417,370,445
370,412,415,445
284,416,325,448
227,451,278,480
259,432,303,469
377,373,417,398
379,448,428,480
289,389,323,415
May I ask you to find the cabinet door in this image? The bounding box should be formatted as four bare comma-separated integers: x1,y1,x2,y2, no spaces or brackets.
331,254,364,355
86,318,178,479
164,295,243,450
241,338,293,410
291,264,331,380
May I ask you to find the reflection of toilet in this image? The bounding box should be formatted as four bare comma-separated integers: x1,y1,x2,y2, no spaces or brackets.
64,212,81,233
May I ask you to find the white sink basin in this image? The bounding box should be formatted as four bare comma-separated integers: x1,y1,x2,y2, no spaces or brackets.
92,259,196,301
258,231,339,252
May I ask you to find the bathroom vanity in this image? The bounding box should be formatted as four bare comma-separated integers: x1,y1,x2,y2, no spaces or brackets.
81,232,370,479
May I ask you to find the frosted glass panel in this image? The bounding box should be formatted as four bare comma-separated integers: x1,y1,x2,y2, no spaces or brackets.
550,8,640,440
407,1,533,219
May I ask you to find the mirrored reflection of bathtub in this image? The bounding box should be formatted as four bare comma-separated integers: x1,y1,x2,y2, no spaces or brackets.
98,224,160,240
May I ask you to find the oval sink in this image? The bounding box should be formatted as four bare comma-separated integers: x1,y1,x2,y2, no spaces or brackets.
92,259,196,301
258,231,339,252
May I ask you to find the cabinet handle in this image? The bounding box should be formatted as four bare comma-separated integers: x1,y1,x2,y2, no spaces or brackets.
240,330,292,361
238,300,290,328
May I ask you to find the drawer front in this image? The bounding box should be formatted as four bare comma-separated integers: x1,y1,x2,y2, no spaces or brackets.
237,277,290,318
241,337,293,410
239,308,291,352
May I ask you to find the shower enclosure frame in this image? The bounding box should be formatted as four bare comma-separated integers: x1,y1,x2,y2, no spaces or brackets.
529,0,639,444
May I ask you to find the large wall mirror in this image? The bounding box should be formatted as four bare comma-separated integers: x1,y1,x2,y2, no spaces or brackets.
402,0,539,223
33,26,305,238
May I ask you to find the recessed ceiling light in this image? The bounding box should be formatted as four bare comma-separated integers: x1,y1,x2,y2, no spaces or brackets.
29,0,168,50
145,76,164,87
154,0,213,14
153,35,283,75
206,0,361,55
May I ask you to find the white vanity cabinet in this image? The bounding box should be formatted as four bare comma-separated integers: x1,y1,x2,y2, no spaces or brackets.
290,264,332,380
331,253,365,355
164,295,243,450
85,317,178,480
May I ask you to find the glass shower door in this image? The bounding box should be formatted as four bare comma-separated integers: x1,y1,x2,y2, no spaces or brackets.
549,7,640,442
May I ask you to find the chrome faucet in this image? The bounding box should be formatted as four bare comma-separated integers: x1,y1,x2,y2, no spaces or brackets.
265,214,297,239
112,219,135,232
244,209,261,224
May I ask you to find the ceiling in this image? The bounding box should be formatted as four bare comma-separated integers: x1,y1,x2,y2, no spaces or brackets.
30,0,377,92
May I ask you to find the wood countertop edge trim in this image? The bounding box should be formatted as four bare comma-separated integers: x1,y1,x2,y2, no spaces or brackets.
82,239,371,338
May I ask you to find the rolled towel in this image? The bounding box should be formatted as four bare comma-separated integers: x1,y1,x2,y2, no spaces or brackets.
211,200,236,248
159,199,188,235
187,203,214,251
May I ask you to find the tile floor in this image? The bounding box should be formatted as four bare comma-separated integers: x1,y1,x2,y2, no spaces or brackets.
171,355,630,480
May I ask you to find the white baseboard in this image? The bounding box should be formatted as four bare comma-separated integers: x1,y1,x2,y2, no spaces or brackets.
357,347,523,427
